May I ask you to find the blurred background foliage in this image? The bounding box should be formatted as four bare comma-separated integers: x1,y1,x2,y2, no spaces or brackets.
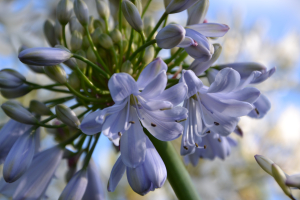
0,0,300,199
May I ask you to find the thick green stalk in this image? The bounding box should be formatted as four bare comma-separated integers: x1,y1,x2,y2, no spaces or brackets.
146,12,168,42
126,29,135,59
118,0,123,71
165,48,183,64
141,0,152,18
145,129,201,200
129,39,156,62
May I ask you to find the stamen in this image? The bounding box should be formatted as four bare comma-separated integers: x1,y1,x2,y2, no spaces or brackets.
195,143,199,147
203,145,207,149
255,108,259,115
129,121,135,124
206,130,210,133
218,138,221,142
151,123,156,127
184,146,188,150
118,132,122,137
175,118,187,122
133,95,144,120
214,122,220,126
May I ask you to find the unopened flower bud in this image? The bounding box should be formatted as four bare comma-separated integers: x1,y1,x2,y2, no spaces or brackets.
69,16,84,34
88,16,95,33
1,84,32,99
110,29,122,44
1,101,38,124
131,0,142,15
19,47,72,66
64,58,78,70
68,72,81,90
122,39,128,52
86,47,97,63
99,33,113,49
29,100,52,116
272,164,294,199
254,155,274,175
44,65,67,84
91,27,102,45
55,104,80,128
71,31,83,51
166,0,198,14
286,174,300,188
44,20,57,47
82,35,90,49
57,0,73,25
156,24,185,49
76,49,87,69
121,60,133,74
144,16,155,36
96,0,110,19
122,0,143,32
187,0,209,25
93,19,106,32
0,69,26,88
55,20,63,42
164,0,172,8
143,46,154,65
74,0,89,26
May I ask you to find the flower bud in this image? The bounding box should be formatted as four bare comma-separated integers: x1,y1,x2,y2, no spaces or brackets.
3,130,36,183
86,47,97,63
1,84,32,99
69,16,84,34
171,46,179,55
96,0,110,19
166,0,198,14
55,19,63,42
122,0,143,32
122,39,128,52
156,24,185,49
143,46,154,65
93,19,106,32
286,174,300,188
164,0,172,8
74,0,89,26
187,0,209,25
121,60,133,74
19,47,72,66
110,29,122,44
99,33,113,49
144,16,155,36
0,69,26,88
1,101,38,124
68,72,81,90
131,0,142,15
272,164,294,199
43,65,67,84
88,16,95,33
64,58,78,70
76,49,87,69
29,100,52,116
254,155,274,175
81,35,90,49
57,0,73,25
59,169,88,200
44,20,57,47
91,27,102,44
71,31,83,51
55,104,80,128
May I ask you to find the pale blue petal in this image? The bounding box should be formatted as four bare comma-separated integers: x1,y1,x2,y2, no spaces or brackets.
3,131,35,183
148,107,188,122
176,36,195,47
166,0,198,14
248,94,271,119
107,156,126,192
108,73,139,104
120,107,146,168
126,166,152,196
207,68,240,93
80,110,102,135
252,67,276,84
59,170,88,200
137,58,168,90
215,87,260,104
186,23,230,37
95,99,128,124
138,96,173,111
181,70,203,98
152,82,187,106
140,71,167,99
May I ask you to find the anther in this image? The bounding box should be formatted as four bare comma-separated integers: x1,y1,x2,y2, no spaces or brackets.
206,130,210,133
255,108,259,115
175,118,187,122
151,123,156,127
218,138,221,142
203,145,207,149
118,132,122,137
214,122,220,126
184,146,188,150
129,121,135,124
195,143,199,147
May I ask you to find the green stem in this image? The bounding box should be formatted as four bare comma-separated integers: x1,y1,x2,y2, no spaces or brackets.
165,48,183,65
110,47,119,71
62,24,68,49
30,85,71,93
126,29,134,59
60,131,82,147
163,15,168,27
104,17,109,33
43,96,74,104
168,52,188,72
146,12,168,41
129,39,156,62
144,129,201,200
118,0,123,71
83,133,100,169
73,54,110,79
84,26,110,74
141,0,152,18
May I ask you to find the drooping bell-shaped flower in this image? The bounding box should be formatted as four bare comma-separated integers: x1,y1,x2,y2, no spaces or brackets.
0,120,32,164
0,146,64,199
108,136,167,196
166,0,199,14
0,69,26,89
59,169,88,200
247,94,271,119
18,47,72,66
3,129,36,183
82,159,106,200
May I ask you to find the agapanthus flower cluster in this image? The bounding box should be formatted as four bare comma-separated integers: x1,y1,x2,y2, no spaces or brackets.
0,0,274,199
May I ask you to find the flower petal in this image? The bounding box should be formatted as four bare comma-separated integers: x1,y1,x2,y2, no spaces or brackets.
137,58,167,90
140,71,167,99
126,166,152,195
107,156,126,192
176,36,195,48
216,87,260,104
186,23,230,37
95,99,128,124
138,97,173,111
149,107,188,122
80,110,102,135
252,67,276,84
248,94,271,119
207,68,240,93
108,73,139,104
181,70,203,98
